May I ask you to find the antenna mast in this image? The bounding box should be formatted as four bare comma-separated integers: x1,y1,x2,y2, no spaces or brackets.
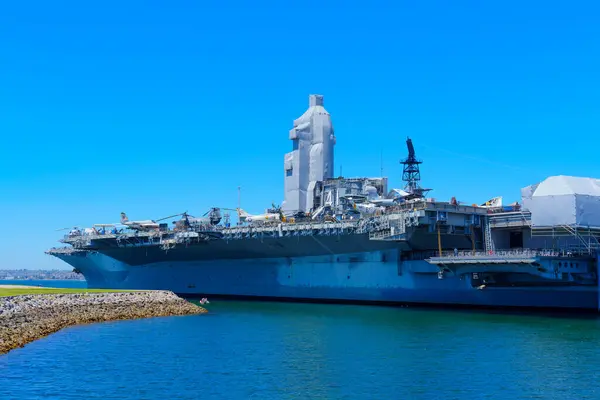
237,186,241,225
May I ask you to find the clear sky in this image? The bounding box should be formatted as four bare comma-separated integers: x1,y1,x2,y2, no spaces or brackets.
1,1,599,270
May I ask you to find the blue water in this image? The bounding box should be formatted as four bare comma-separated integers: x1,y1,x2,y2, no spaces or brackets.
2,281,600,398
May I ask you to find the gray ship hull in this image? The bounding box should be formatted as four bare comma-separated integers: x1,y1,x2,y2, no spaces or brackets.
51,243,600,311
84,230,475,265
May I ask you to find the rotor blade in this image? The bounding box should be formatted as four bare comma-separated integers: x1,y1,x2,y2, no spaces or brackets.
156,212,187,222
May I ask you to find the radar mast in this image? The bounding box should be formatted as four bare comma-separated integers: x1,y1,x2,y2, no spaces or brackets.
400,137,431,198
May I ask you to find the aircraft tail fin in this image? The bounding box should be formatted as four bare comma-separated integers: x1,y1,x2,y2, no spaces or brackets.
120,212,129,223
480,196,503,208
237,208,250,218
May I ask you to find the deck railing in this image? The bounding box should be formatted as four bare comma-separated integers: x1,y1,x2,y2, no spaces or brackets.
430,248,582,259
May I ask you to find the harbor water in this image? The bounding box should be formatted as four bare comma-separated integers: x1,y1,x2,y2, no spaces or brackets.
1,280,600,399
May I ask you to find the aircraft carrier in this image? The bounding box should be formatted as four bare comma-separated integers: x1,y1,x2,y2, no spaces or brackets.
47,94,600,310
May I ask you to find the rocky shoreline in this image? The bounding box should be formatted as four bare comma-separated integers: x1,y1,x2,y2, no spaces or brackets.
0,291,207,355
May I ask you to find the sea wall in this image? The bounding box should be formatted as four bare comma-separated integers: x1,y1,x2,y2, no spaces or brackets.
0,291,207,355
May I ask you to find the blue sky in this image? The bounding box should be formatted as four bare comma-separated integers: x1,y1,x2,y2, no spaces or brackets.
1,1,599,270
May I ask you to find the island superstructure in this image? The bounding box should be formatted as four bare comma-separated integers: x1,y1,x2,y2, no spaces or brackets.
47,94,600,310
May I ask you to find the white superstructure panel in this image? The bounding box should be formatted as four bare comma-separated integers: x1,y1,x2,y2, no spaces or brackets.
282,94,336,215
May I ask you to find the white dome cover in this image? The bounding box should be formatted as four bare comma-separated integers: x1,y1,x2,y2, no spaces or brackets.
533,175,600,197
521,175,600,228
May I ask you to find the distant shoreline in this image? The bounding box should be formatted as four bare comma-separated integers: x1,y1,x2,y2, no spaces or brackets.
0,273,86,282
0,288,207,355
0,278,86,281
